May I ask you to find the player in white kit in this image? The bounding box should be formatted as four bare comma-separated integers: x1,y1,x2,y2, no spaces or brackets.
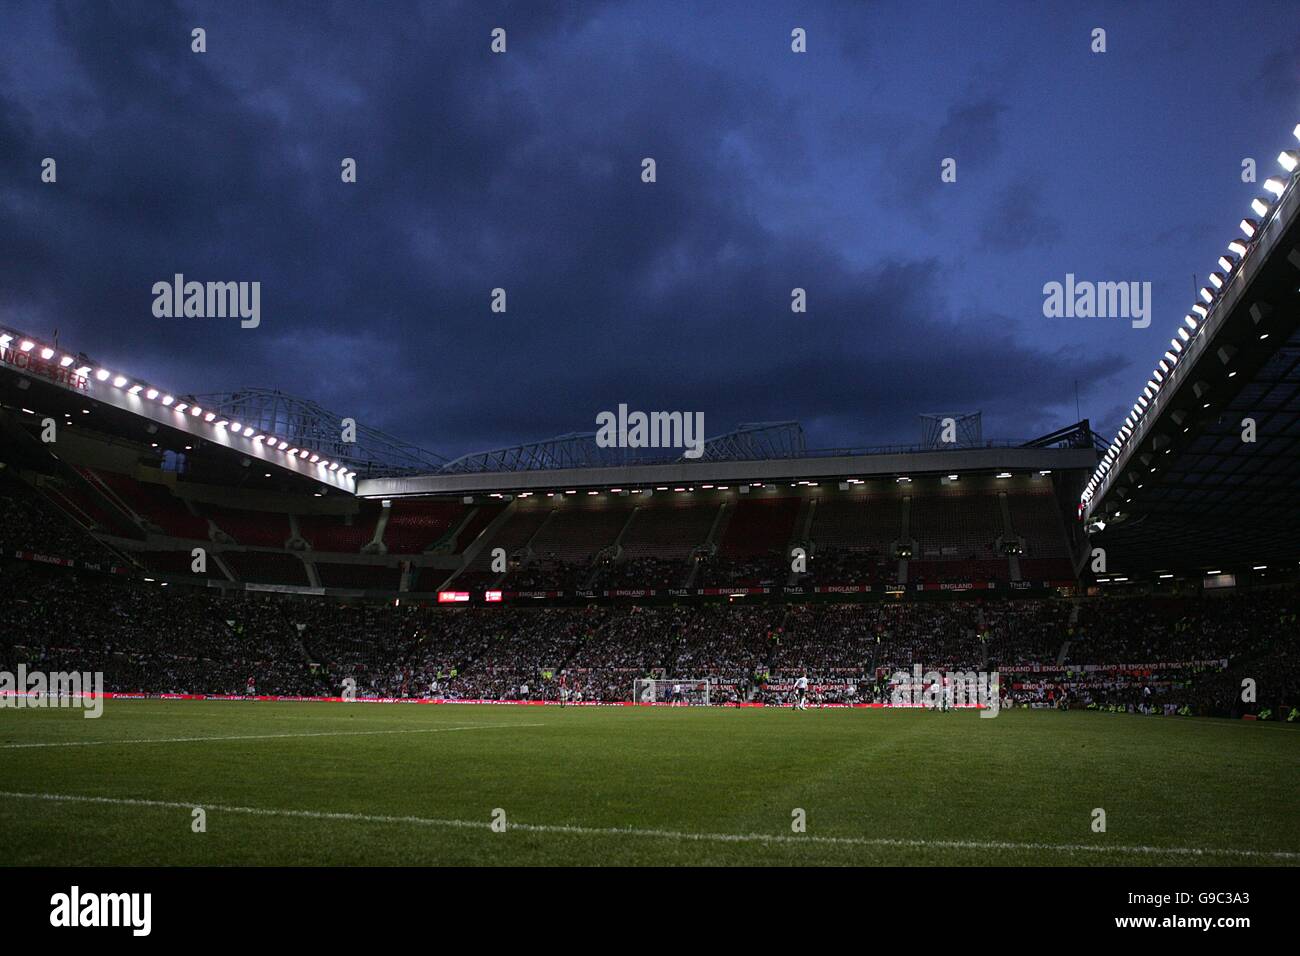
794,674,809,710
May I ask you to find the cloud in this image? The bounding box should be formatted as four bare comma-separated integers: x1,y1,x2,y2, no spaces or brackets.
979,179,1062,252
0,1,1144,461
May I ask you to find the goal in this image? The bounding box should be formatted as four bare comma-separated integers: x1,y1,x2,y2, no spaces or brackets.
632,678,711,705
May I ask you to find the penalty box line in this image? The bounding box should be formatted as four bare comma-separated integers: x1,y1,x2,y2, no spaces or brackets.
0,722,545,750
0,790,1296,861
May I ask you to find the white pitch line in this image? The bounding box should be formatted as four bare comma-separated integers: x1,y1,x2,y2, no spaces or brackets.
0,790,1295,861
0,723,544,750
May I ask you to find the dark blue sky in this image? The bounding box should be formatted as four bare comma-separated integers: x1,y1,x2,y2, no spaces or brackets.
2,0,1298,460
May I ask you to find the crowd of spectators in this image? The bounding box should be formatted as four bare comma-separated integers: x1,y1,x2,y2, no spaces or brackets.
588,556,688,590
800,548,895,587
0,474,124,566
1,554,1296,720
497,559,593,592
694,552,790,588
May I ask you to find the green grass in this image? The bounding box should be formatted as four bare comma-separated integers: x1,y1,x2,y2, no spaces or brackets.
0,702,1295,865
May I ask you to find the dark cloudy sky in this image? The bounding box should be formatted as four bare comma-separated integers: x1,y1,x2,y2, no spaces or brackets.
2,0,1298,461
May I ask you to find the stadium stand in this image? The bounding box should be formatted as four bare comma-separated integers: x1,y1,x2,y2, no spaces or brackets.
1007,487,1075,581
315,562,403,591
449,506,554,587
809,492,900,553
617,497,718,560
93,471,212,541
296,509,379,553
696,496,800,587
802,492,901,586
134,549,209,577
528,502,630,564
41,475,141,539
220,550,310,587
493,501,633,589
0,474,127,564
204,503,292,549
382,500,468,554
589,555,688,589
2,558,1294,720
910,486,1003,561
449,502,504,552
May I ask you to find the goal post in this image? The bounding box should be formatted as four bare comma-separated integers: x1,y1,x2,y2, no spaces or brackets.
632,678,711,705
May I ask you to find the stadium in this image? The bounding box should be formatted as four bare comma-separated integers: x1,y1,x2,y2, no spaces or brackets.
1,7,1298,903
3,117,1299,866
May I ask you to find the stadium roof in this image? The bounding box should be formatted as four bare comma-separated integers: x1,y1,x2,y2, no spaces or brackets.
1086,123,1300,576
0,328,356,492
438,421,808,474
357,422,1098,499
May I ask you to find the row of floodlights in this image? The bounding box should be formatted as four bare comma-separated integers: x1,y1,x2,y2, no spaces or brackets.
0,332,356,481
478,471,1050,499
1097,563,1289,584
1082,124,1299,508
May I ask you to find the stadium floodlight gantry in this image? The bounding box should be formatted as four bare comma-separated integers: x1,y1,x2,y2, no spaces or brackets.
1082,122,1300,576
0,328,360,490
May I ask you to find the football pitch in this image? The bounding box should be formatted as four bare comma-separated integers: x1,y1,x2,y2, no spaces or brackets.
1,701,1296,866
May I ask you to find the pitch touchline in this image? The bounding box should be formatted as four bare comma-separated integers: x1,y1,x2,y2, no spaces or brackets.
0,723,544,749
0,790,1295,861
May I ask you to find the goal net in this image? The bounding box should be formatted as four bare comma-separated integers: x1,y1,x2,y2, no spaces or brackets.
632,678,711,705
